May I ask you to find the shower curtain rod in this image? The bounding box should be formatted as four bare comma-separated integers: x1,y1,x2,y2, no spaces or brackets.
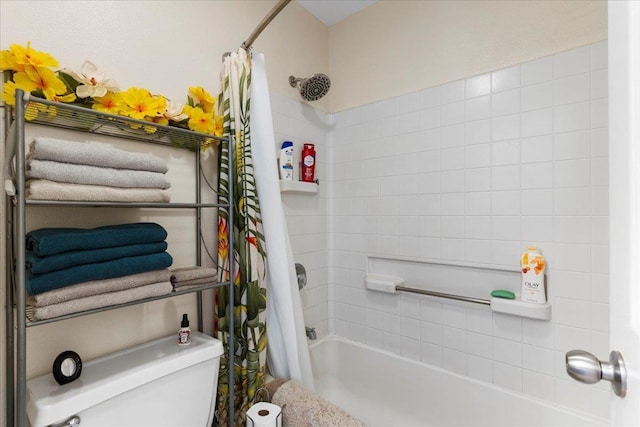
241,0,292,51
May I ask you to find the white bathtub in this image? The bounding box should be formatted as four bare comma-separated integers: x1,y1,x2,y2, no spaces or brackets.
309,336,606,427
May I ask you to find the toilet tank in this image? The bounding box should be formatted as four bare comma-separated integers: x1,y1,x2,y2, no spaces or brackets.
26,331,223,427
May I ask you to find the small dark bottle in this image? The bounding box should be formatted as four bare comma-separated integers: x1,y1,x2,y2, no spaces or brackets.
178,313,191,347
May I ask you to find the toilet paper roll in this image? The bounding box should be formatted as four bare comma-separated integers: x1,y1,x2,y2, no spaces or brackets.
246,402,282,427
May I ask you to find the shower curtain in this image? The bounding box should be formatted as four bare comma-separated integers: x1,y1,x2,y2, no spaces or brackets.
215,48,268,426
214,48,313,426
249,53,314,392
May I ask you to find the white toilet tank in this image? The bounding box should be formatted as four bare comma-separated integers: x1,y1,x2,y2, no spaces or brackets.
26,331,223,427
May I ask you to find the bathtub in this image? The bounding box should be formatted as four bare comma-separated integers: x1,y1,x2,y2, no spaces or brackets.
309,336,606,427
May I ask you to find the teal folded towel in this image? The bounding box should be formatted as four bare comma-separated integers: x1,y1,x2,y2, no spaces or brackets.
26,223,168,256
26,251,173,295
26,241,168,274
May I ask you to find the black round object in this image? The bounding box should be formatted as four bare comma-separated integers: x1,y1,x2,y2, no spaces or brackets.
52,351,82,385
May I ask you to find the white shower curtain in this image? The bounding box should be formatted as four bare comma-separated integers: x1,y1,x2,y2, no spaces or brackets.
249,53,315,391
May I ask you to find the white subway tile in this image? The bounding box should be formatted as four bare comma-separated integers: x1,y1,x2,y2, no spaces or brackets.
419,86,442,109
491,240,520,266
441,216,465,238
363,101,383,122
465,191,492,215
466,73,492,98
521,108,553,137
419,237,441,258
441,238,466,261
522,56,554,86
492,190,521,215
441,124,465,147
521,318,554,349
441,80,466,104
521,189,554,215
491,216,521,241
522,344,555,375
491,139,520,166
591,302,609,333
465,216,491,239
554,102,590,133
521,81,553,112
465,119,492,145
554,242,590,272
419,106,441,130
467,332,493,358
443,326,467,351
421,299,443,323
492,114,521,141
591,216,609,245
443,348,467,375
554,216,590,244
383,332,402,353
420,217,441,238
492,65,521,93
590,244,609,274
555,187,590,215
554,379,592,415
554,324,592,352
591,68,608,99
365,327,383,348
467,308,493,335
421,342,443,367
591,157,609,186
554,297,591,328
380,96,400,118
442,303,467,328
493,337,522,366
419,194,441,215
465,143,491,168
401,337,422,360
591,187,608,216
441,147,465,171
554,130,590,160
419,128,441,151
465,95,491,122
421,320,443,345
467,355,494,383
554,46,590,78
554,73,590,105
441,170,465,193
591,98,608,129
401,316,422,339
552,270,591,300
420,171,441,194
465,239,492,263
521,135,553,163
441,193,465,215
442,100,465,125
493,313,522,341
554,159,590,188
492,88,521,117
492,165,521,191
523,370,555,400
399,92,419,114
493,362,523,391
465,168,491,191
520,162,553,189
590,127,608,157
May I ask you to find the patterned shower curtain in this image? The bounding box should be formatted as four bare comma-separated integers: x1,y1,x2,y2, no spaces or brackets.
214,48,267,426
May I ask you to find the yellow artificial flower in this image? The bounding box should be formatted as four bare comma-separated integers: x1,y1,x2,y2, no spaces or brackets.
92,92,124,115
213,114,224,136
187,106,215,134
1,80,20,106
50,93,77,104
188,86,216,113
0,42,59,72
17,65,68,100
120,87,166,121
24,102,56,121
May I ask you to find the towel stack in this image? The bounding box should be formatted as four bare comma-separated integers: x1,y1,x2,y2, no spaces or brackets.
25,137,171,202
25,222,174,320
170,266,217,291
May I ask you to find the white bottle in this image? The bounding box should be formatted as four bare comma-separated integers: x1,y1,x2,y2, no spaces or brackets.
520,246,546,304
279,141,294,181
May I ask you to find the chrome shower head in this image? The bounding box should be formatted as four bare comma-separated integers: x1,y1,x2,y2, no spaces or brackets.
289,74,331,101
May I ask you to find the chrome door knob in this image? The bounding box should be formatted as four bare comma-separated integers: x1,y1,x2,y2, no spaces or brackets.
566,349,627,397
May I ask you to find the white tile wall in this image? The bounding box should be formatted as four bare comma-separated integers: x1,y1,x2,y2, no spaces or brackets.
328,41,609,420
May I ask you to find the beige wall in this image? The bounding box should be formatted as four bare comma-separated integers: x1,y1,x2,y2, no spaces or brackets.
328,0,607,112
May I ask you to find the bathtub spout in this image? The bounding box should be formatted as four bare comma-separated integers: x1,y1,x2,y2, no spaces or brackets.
305,326,317,340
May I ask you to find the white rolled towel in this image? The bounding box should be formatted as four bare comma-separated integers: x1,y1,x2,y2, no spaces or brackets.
28,137,168,173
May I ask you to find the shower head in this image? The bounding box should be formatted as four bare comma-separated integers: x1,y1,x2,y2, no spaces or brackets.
289,74,331,101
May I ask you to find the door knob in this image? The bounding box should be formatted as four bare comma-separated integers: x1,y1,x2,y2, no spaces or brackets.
565,350,627,397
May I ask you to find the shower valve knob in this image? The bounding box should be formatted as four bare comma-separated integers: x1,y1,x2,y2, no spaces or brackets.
565,349,627,397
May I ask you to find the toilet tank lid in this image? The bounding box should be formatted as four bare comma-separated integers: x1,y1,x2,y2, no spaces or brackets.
26,332,223,427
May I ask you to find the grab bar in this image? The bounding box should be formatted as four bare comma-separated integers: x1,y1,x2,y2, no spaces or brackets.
395,285,490,306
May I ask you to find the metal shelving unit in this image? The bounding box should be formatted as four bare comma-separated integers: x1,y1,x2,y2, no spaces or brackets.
4,90,235,426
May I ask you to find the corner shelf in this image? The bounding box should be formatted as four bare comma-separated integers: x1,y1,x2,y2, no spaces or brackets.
490,297,551,320
279,180,318,194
